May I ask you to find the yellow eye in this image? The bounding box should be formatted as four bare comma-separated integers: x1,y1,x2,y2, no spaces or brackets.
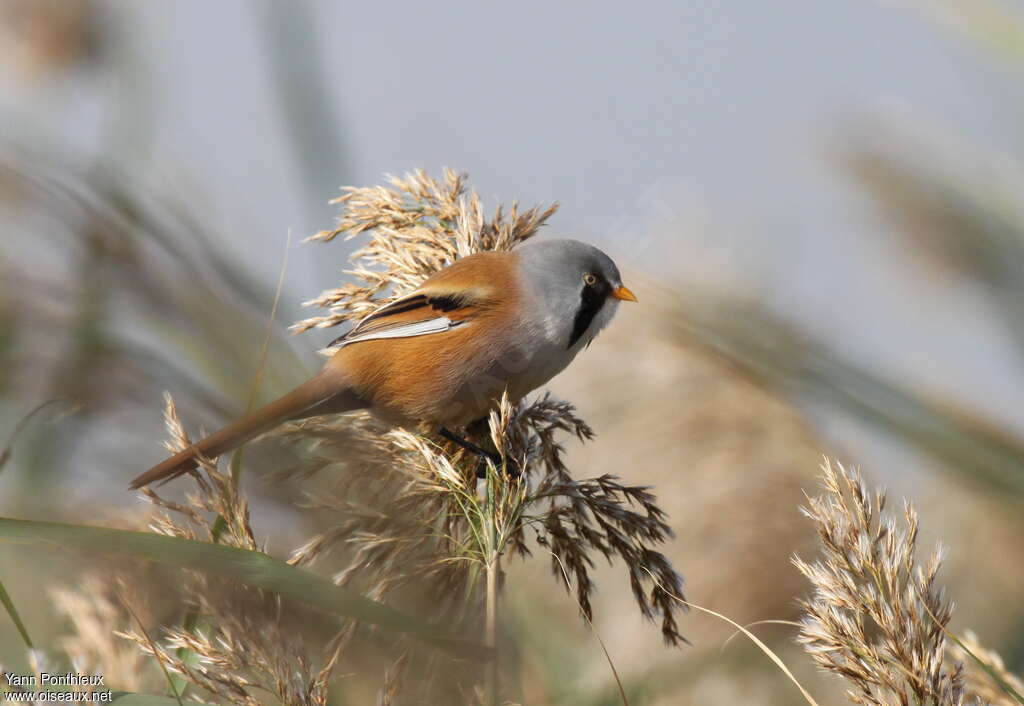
583,273,598,286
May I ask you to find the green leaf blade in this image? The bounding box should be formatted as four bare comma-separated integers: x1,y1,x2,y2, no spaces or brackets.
0,517,485,657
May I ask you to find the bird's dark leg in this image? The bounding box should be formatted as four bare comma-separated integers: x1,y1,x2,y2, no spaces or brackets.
439,427,505,479
468,417,523,478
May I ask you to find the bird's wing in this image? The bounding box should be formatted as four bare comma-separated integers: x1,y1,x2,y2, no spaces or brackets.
325,251,514,349
327,289,490,349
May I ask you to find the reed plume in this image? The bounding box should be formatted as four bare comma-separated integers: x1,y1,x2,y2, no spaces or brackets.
795,460,1023,706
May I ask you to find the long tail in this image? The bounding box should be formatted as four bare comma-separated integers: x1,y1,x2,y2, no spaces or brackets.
129,370,364,489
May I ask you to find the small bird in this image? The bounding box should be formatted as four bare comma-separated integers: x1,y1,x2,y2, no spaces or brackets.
129,238,636,489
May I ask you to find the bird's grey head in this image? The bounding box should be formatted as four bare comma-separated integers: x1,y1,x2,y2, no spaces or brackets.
515,238,636,350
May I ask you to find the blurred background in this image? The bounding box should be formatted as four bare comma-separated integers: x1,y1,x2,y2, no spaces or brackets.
1,1,1023,703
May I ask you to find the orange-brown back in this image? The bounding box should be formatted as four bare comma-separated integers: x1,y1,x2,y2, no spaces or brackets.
326,250,523,427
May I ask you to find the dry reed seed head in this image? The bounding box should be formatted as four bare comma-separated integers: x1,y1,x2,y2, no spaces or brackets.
141,393,259,551
284,412,515,606
291,169,557,334
377,652,409,706
534,473,686,645
282,387,687,642
947,631,1024,706
120,394,343,706
117,580,341,706
286,171,686,653
48,574,160,693
794,460,968,706
280,415,492,625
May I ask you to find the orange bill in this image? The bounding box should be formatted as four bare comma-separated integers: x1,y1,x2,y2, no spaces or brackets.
612,285,638,302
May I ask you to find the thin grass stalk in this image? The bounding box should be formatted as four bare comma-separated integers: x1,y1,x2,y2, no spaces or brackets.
116,586,184,706
485,551,499,706
229,230,291,486
550,551,629,706
642,567,822,706
0,578,32,649
484,460,501,706
917,587,1024,705
0,399,71,473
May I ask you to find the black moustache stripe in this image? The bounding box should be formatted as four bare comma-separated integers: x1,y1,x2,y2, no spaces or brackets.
568,284,607,349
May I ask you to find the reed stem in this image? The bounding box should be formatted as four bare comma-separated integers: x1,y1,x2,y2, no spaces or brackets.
485,552,499,706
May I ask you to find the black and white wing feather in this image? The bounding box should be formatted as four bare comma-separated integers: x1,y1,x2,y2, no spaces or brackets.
325,291,475,350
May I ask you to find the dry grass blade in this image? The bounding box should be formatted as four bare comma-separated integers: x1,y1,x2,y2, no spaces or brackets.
641,567,822,706
721,620,804,651
229,230,293,485
115,586,184,706
550,551,630,706
0,579,32,649
918,604,1024,705
949,632,1024,706
0,399,75,473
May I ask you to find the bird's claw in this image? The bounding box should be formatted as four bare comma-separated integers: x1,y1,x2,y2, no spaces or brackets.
475,453,521,479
